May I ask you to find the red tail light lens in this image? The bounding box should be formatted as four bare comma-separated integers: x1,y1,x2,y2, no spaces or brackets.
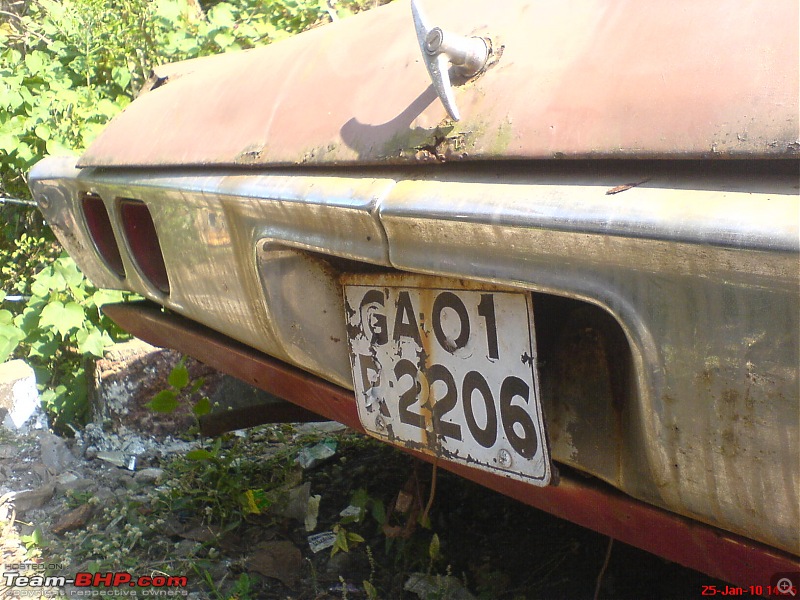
81,193,125,278
119,199,170,294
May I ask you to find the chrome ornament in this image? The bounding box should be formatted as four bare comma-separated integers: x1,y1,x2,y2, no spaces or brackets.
411,0,489,121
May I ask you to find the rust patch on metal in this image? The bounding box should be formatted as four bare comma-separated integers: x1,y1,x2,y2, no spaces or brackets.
235,144,267,165
606,178,651,195
412,131,470,163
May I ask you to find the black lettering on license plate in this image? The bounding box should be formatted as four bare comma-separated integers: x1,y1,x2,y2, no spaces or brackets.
344,281,551,485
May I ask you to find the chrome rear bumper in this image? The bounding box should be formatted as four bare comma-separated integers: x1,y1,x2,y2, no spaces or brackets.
30,157,800,556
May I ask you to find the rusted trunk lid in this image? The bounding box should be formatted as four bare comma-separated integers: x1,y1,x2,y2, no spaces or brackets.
78,0,799,168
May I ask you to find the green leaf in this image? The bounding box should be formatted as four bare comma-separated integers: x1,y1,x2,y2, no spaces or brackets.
351,488,369,509
192,396,211,417
15,305,42,335
0,132,18,154
154,0,182,21
62,302,85,336
89,289,126,308
24,52,45,75
76,327,105,357
15,142,35,164
363,580,378,600
346,532,365,544
55,257,85,289
28,336,60,361
370,499,386,525
39,301,84,337
188,376,205,394
45,138,77,156
147,389,178,413
0,323,25,362
168,363,189,390
186,448,214,461
37,301,63,331
34,124,50,141
429,533,441,561
111,66,131,91
208,3,236,27
31,266,67,296
213,31,235,48
332,529,348,555
21,526,44,549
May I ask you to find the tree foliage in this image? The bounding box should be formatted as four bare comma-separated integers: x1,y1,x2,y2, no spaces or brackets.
0,0,391,431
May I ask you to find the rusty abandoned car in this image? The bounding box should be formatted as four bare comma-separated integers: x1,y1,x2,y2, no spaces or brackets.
29,0,799,589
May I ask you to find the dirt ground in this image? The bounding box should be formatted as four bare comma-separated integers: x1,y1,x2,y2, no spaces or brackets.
0,418,727,600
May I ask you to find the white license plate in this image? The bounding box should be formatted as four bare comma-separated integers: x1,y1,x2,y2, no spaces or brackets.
343,275,551,485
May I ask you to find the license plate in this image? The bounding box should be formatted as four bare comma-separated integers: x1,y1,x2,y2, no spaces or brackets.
343,274,551,485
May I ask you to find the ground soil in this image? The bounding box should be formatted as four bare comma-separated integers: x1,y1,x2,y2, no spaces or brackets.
0,419,726,599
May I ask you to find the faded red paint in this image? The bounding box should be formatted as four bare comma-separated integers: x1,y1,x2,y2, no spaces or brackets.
79,0,798,169
102,301,800,588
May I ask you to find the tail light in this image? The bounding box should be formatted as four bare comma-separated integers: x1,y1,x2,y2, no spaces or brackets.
81,193,125,278
119,199,170,294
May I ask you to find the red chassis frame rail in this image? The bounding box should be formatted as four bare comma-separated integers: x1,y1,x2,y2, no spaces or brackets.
103,301,800,588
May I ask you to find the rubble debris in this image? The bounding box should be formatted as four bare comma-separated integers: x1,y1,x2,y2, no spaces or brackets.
8,484,55,514
38,430,76,472
51,503,93,535
245,540,302,588
295,440,337,469
308,531,337,553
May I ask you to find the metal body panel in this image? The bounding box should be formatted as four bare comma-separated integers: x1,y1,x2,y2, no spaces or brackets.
78,0,798,168
379,176,800,554
29,157,800,557
101,300,800,589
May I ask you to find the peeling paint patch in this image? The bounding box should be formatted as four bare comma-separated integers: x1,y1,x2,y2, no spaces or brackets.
606,178,651,195
235,144,266,164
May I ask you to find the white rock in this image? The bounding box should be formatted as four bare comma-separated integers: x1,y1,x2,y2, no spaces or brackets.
0,360,46,432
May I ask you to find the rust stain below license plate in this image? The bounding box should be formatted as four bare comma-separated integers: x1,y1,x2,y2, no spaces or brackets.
343,276,551,485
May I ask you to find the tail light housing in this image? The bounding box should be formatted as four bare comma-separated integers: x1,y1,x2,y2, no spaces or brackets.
119,199,170,294
81,193,125,278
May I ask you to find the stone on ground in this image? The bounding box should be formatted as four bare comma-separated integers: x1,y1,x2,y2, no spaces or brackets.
0,360,47,432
